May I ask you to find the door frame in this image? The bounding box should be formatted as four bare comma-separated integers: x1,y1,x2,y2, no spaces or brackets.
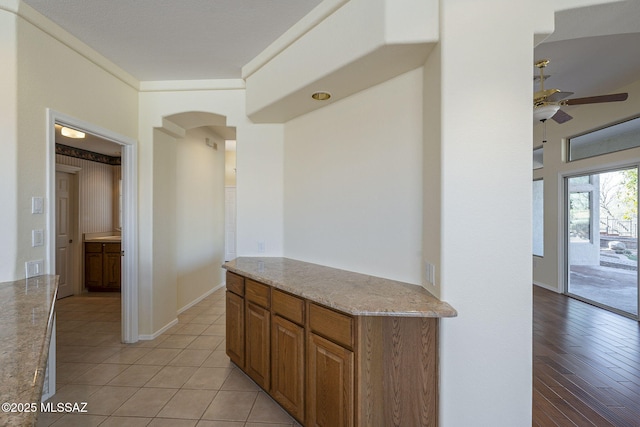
562,164,640,320
46,109,139,342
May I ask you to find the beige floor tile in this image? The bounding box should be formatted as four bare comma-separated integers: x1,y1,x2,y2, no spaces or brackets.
201,324,225,336
148,418,198,426
47,383,101,404
108,364,163,386
186,336,224,351
135,348,182,365
104,346,153,364
112,388,178,417
56,362,96,384
69,363,130,385
128,334,170,348
98,416,153,426
195,421,244,427
201,351,233,368
220,369,261,392
156,334,198,349
77,346,122,363
83,385,139,415
49,413,107,426
188,314,221,325
178,313,198,323
168,349,212,367
182,367,233,390
35,410,64,426
247,392,296,424
156,389,217,419
172,323,210,335
201,390,258,421
245,423,294,427
145,366,197,388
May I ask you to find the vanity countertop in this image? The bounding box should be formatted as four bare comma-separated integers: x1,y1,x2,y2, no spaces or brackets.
223,257,456,318
0,275,58,427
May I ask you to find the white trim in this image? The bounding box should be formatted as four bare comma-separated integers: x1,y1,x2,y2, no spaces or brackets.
138,318,179,341
533,281,559,293
47,109,139,343
139,79,245,92
177,283,225,315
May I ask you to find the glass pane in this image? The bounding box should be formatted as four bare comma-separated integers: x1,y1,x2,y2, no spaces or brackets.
533,147,543,170
569,191,591,243
567,168,638,317
569,116,640,161
533,180,543,256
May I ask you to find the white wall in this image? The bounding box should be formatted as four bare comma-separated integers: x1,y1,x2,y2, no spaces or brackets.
137,88,284,334
4,3,138,282
434,1,539,424
176,127,226,311
283,68,423,284
0,9,18,282
533,77,640,291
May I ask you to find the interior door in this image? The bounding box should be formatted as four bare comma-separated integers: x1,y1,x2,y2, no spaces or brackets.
566,167,639,318
56,171,74,299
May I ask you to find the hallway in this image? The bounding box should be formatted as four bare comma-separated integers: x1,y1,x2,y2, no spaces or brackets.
37,289,300,426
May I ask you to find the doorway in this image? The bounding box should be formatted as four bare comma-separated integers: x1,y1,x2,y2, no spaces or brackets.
565,167,639,318
47,110,139,343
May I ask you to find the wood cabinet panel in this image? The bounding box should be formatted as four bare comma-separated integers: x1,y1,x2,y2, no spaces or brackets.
246,279,270,307
227,271,245,296
226,291,245,367
246,302,270,389
307,332,354,427
84,242,121,291
272,289,304,325
309,303,354,349
271,315,305,422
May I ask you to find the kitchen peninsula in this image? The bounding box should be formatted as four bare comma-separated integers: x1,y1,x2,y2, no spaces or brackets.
0,275,58,427
223,257,456,427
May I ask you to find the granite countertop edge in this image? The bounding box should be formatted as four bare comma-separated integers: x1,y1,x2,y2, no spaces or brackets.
223,257,457,318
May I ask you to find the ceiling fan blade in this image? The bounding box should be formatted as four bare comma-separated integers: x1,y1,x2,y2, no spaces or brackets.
546,91,574,102
564,93,628,105
552,109,573,124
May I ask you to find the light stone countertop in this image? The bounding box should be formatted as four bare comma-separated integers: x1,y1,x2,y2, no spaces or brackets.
0,275,58,427
223,257,457,318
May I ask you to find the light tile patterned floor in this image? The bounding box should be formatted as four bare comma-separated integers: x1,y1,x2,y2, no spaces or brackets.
37,289,301,427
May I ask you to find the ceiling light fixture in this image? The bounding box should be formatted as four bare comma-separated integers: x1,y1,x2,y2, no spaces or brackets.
311,91,331,101
60,126,86,139
533,104,560,123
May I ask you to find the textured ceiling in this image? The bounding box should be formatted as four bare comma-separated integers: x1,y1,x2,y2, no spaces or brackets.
22,0,322,81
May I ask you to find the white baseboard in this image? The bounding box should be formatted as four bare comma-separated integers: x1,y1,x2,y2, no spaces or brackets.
177,282,225,315
533,281,561,293
138,318,178,341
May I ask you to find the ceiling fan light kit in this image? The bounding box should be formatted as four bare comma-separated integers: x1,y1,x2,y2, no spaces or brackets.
533,59,628,125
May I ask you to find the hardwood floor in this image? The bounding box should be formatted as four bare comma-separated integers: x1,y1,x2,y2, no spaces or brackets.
533,286,640,427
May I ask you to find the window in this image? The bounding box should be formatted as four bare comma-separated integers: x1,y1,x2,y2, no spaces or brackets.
533,146,543,170
569,116,640,161
533,179,544,256
569,191,592,243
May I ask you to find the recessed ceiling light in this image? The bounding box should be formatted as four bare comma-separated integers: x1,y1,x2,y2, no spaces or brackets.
311,91,331,101
60,126,86,139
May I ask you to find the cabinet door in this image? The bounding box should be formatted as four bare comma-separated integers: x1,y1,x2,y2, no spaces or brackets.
307,333,354,427
103,244,121,289
226,291,245,367
245,302,270,389
271,315,305,422
84,252,103,288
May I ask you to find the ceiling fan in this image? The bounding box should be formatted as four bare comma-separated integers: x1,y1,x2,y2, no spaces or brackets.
533,59,628,124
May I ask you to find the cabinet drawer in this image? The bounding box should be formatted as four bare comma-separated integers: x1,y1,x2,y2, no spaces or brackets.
246,279,271,308
85,242,102,253
272,289,304,325
104,242,121,253
308,303,354,349
226,272,245,296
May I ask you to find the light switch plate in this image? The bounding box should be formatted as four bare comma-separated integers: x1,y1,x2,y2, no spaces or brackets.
32,197,44,214
25,259,44,278
32,229,44,247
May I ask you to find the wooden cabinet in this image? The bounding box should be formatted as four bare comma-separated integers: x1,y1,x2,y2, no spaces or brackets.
84,242,121,291
271,290,305,422
225,270,439,427
226,289,245,367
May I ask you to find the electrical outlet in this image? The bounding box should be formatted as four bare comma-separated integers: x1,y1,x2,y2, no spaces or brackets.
25,259,44,278
32,197,44,214
258,241,265,253
425,261,435,286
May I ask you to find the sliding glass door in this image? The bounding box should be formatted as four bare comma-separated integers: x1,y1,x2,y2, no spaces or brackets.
566,167,639,318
